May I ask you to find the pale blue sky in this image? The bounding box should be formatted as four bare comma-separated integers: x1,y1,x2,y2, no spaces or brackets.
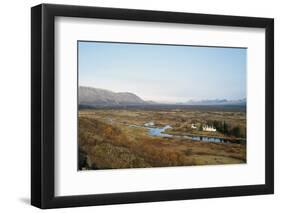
78,41,246,103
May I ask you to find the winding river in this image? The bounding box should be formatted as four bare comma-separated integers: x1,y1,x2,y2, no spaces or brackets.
131,124,245,144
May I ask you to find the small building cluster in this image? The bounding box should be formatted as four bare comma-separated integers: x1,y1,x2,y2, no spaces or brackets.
191,123,217,132
202,125,216,132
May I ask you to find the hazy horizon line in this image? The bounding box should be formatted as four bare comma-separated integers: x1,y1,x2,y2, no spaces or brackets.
79,85,246,103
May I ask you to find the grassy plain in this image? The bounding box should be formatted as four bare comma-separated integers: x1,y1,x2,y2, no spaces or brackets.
78,107,246,170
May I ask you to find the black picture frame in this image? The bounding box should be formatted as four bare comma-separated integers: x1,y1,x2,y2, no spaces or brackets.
31,3,274,209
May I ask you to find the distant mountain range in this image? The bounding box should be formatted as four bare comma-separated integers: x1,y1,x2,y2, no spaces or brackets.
79,86,146,106
79,86,246,107
184,98,246,106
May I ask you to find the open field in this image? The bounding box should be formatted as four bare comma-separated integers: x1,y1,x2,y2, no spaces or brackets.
78,107,246,170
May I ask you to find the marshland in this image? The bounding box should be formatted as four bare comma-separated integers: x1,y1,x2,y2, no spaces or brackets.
78,106,246,170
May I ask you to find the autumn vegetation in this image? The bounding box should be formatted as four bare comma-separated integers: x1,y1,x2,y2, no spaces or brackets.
78,108,246,170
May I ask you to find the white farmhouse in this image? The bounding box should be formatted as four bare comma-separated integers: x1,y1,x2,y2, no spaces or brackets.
202,125,216,132
144,121,154,127
191,123,197,129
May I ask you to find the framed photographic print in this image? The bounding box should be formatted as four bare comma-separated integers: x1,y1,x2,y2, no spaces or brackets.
31,3,274,209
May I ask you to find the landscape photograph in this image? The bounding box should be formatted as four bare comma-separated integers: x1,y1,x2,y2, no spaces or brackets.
78,41,247,170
